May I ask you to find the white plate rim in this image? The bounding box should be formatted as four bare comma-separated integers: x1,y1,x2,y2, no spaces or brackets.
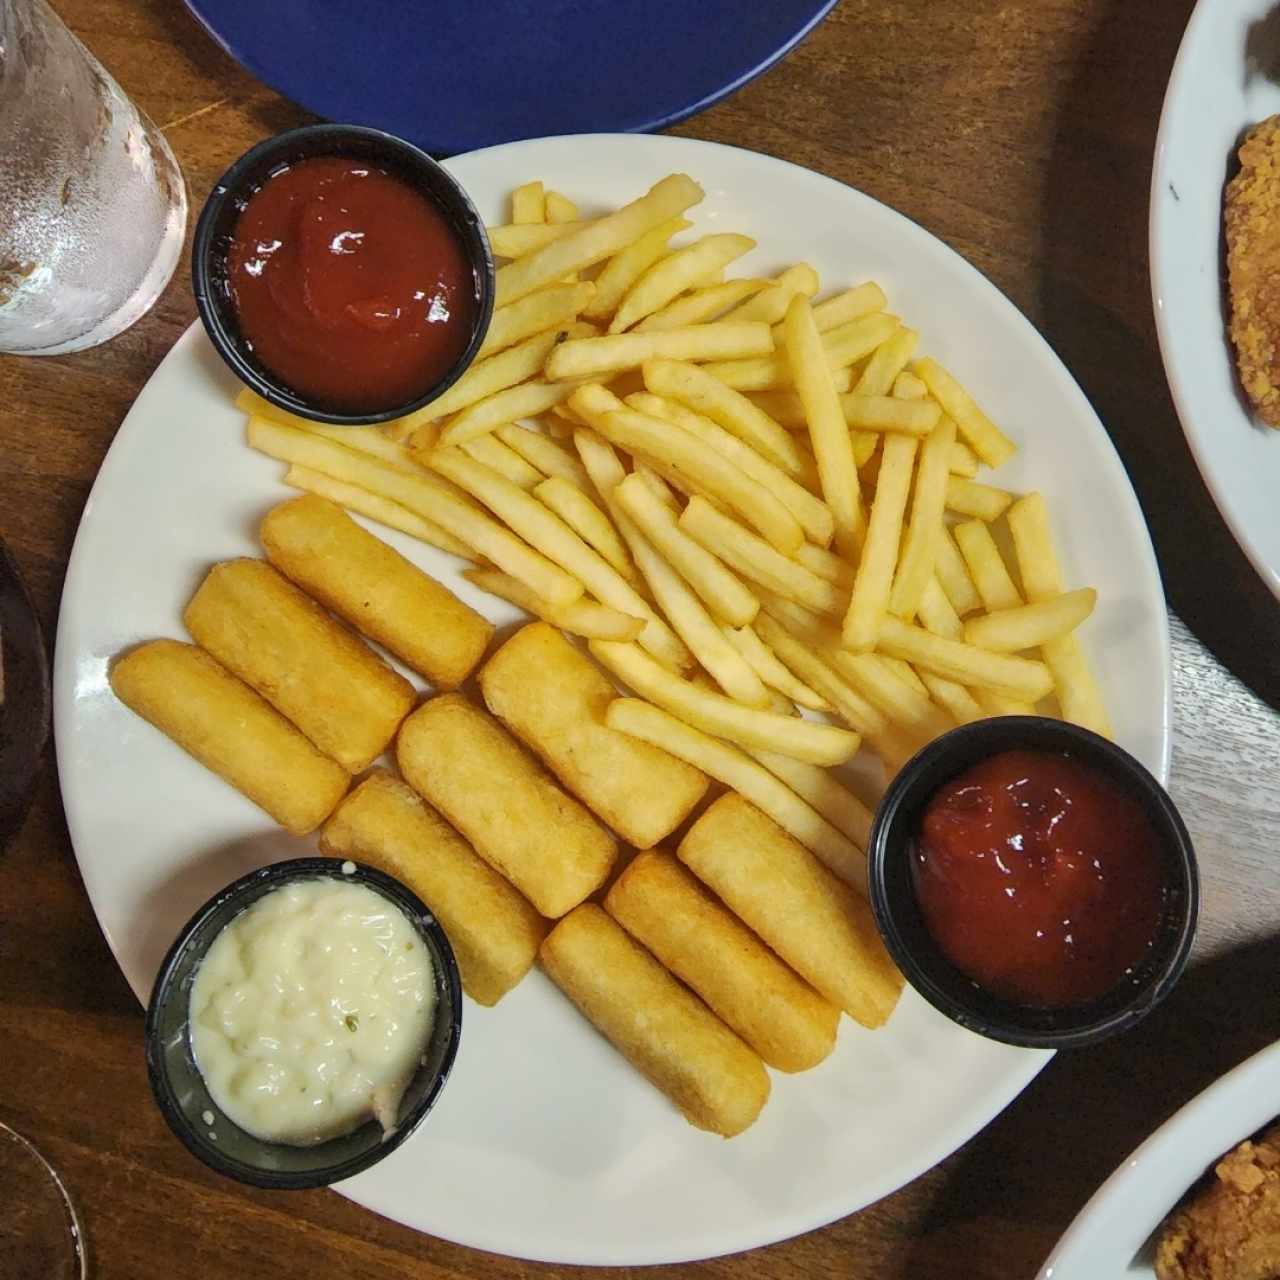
1038,1037,1280,1279
53,132,1172,1265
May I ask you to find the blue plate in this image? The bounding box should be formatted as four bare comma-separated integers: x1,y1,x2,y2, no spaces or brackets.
183,0,838,156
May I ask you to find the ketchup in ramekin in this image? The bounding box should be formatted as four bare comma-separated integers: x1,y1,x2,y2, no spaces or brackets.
225,156,477,415
911,748,1167,1009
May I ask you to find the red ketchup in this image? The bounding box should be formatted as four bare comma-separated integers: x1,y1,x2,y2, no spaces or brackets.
911,749,1166,1008
225,156,476,413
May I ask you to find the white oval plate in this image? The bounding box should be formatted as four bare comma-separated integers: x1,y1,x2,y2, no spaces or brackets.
1152,0,1280,597
1039,1038,1280,1279
54,133,1170,1265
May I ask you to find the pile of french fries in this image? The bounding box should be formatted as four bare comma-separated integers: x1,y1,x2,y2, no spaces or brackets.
243,171,1109,879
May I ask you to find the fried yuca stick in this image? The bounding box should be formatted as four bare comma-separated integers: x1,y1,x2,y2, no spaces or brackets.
591,641,860,766
398,693,616,918
678,794,903,1027
321,771,548,1006
479,623,708,848
496,174,704,306
603,699,864,885
248,418,581,607
427,446,689,670
184,559,415,774
784,295,865,560
462,568,643,641
110,640,349,835
260,495,494,687
606,850,839,1073
540,904,769,1137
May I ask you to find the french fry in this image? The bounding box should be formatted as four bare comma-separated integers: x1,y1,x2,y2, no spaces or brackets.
784,295,865,560
830,650,954,743
605,850,839,1073
511,180,545,224
479,281,595,359
794,541,855,589
934,523,983,615
803,281,887,334
246,418,581,605
458,434,543,489
876,617,1055,702
487,221,584,258
545,190,579,224
438,379,582,448
854,326,919,396
589,641,860,765
496,423,591,488
918,671,984,724
839,393,941,435
723,625,829,711
963,588,1097,652
912,356,1017,469
640,359,809,479
843,433,917,650
975,689,1038,718
481,624,708,848
610,233,756,333
891,370,929,400
496,173,704,306
945,476,1015,522
282,464,473,558
889,416,957,620
632,460,680,509
621,519,769,706
881,655,928,696
627,392,833,547
677,795,902,1026
953,519,1021,610
535,475,634,580
605,699,864,885
747,744,873,852
705,313,898,392
582,216,692,320
574,397,803,554
613,473,759,627
1006,492,1110,736
679,497,845,615
427,447,688,669
539,903,769,1138
400,326,577,432
545,322,774,380
949,441,980,478
852,430,879,467
720,263,820,324
634,278,770,332
916,574,964,638
463,567,643,641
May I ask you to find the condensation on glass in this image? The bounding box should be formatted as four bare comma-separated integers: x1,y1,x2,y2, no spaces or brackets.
0,0,187,354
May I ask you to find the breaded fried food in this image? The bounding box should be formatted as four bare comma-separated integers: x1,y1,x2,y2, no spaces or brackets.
397,692,617,918
321,771,547,1006
184,559,416,773
260,495,493,688
110,639,349,834
1226,115,1280,427
478,622,708,848
1157,1122,1280,1280
540,903,769,1137
605,849,839,1072
678,794,903,1028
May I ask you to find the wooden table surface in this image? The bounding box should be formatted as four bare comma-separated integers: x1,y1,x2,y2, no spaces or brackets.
6,0,1280,1275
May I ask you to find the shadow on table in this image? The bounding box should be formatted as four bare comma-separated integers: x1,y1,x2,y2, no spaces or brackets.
1036,0,1280,711
902,929,1280,1277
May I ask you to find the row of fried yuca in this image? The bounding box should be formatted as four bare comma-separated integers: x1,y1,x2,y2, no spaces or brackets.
111,493,885,1136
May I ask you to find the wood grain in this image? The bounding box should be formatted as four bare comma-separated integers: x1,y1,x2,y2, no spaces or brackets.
4,0,1279,1276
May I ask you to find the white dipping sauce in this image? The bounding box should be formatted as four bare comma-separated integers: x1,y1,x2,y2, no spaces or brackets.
189,877,436,1146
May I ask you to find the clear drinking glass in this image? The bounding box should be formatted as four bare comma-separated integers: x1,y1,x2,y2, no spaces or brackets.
0,1121,86,1278
0,0,187,355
